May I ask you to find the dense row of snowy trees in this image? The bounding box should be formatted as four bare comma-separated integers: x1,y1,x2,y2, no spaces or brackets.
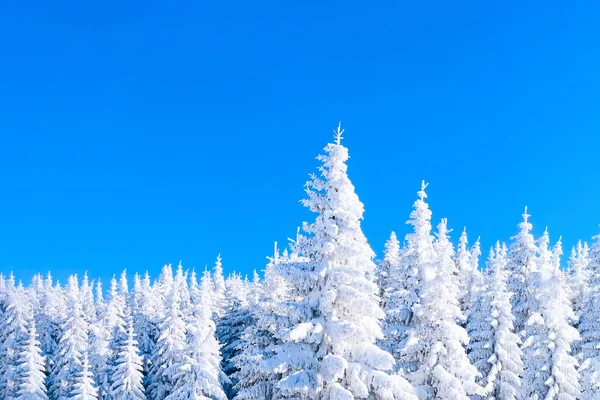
2,125,600,399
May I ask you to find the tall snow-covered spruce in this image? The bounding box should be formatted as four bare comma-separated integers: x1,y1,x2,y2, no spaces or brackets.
266,124,416,400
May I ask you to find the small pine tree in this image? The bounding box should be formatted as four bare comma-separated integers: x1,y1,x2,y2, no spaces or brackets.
167,269,227,400
212,255,227,319
522,231,580,400
16,320,48,400
467,242,523,400
147,284,187,400
579,233,600,399
49,276,90,400
71,352,99,400
0,284,34,399
506,208,539,339
108,311,145,400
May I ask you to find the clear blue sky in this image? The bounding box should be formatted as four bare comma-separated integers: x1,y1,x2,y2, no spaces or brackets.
1,1,599,285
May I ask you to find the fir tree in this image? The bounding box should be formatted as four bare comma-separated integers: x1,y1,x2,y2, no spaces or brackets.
522,231,580,400
506,207,538,338
49,276,90,400
16,320,48,400
401,218,483,399
212,255,227,319
0,284,33,399
71,352,99,400
147,283,187,400
167,269,227,400
467,242,522,400
579,232,600,399
266,126,416,400
108,311,145,400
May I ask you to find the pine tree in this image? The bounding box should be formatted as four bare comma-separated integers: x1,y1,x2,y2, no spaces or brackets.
34,273,64,378
379,230,411,369
16,319,48,400
91,276,127,400
233,243,304,400
506,207,539,338
579,232,600,399
378,231,400,303
212,255,227,319
71,352,99,400
401,218,483,399
216,272,254,397
108,311,145,400
49,275,90,400
567,240,591,362
132,271,160,388
0,283,33,399
147,283,187,400
265,127,416,400
386,182,437,374
167,268,227,400
467,242,522,400
522,231,580,400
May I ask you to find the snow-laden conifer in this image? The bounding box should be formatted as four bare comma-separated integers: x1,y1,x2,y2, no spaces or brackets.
522,231,580,400
402,218,483,399
71,352,99,400
147,280,187,400
16,319,48,400
216,272,253,397
108,310,145,400
467,242,522,400
566,241,591,362
233,243,303,400
132,271,160,386
579,232,600,399
379,231,407,367
212,255,227,319
265,126,416,400
388,182,437,373
0,284,34,399
167,268,227,400
506,207,538,338
49,275,90,400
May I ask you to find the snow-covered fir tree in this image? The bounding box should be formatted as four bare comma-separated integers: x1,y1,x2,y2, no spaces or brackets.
147,280,187,400
467,242,522,400
265,126,416,400
0,282,34,399
579,232,600,399
108,310,145,400
16,319,48,400
167,268,227,400
506,207,539,338
401,218,483,399
216,272,253,398
566,240,591,362
212,255,227,319
385,182,437,373
71,352,99,400
132,271,160,387
232,243,305,400
379,230,409,368
522,230,580,400
49,275,91,400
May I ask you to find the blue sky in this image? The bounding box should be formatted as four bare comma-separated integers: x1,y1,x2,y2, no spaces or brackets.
1,1,599,284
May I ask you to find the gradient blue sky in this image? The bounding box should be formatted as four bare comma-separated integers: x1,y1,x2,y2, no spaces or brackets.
1,1,599,285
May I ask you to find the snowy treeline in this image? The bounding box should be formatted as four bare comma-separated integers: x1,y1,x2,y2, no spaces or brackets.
1,125,600,400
